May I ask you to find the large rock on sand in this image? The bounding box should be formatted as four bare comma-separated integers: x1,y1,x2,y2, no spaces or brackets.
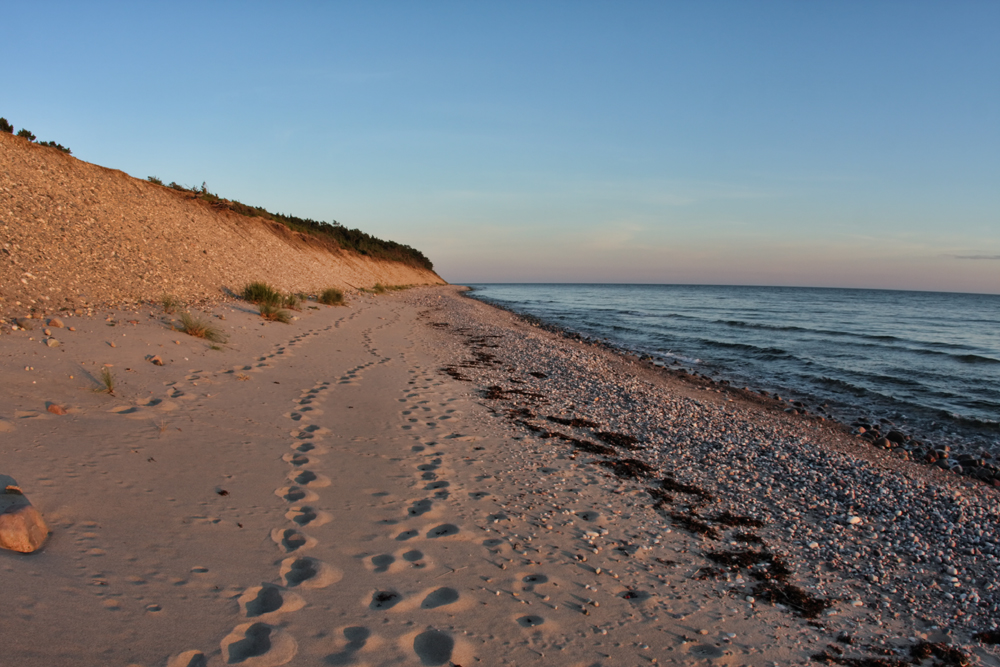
0,478,49,553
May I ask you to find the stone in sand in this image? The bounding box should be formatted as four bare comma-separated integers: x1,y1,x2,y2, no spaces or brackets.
47,404,67,415
14,318,33,330
0,482,49,553
149,355,164,366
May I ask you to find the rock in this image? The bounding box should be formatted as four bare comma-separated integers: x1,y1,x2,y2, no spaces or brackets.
47,318,64,328
886,430,907,444
47,404,67,415
0,482,49,553
847,516,863,525
149,355,164,366
14,318,33,330
44,338,60,348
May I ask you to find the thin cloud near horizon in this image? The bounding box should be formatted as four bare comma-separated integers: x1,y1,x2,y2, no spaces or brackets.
949,255,1000,260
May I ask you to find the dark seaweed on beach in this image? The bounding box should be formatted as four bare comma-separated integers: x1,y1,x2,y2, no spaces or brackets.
733,531,764,544
597,458,656,480
483,385,544,400
547,415,600,428
811,651,910,667
911,642,971,666
594,431,642,450
429,322,450,328
752,581,832,618
529,371,547,378
658,477,713,501
713,511,765,528
974,630,1000,645
812,641,971,667
646,486,673,509
566,437,616,456
507,407,536,419
440,366,471,381
668,512,719,539
515,420,555,437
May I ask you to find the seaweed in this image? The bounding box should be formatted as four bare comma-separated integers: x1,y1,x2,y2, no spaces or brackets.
529,371,547,378
973,630,1000,645
752,581,832,618
668,512,719,539
658,477,714,501
713,511,765,528
440,366,471,381
597,458,656,480
594,431,642,450
646,486,674,509
547,415,601,428
733,531,764,544
705,550,792,581
910,642,970,666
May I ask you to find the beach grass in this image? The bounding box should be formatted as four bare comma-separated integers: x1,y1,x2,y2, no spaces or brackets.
178,311,227,343
99,367,115,395
318,287,345,306
241,282,282,305
259,301,291,323
160,293,181,314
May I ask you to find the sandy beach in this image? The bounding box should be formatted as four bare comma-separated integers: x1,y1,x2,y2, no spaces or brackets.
1,285,998,667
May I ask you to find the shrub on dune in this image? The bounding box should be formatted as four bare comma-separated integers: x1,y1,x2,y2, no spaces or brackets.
259,302,291,323
179,311,227,343
242,282,281,305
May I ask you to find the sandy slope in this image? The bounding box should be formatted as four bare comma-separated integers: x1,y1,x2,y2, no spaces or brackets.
1,287,997,667
0,132,444,318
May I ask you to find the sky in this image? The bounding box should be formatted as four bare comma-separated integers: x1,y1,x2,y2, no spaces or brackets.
3,1,998,293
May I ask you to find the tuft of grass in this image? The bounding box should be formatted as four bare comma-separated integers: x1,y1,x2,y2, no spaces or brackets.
161,293,181,314
209,344,222,351
242,282,282,305
259,302,291,323
283,293,301,310
99,367,115,395
318,287,345,306
178,311,228,343
147,176,163,185
372,283,387,295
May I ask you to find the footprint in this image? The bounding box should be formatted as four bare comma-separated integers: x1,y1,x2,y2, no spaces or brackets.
395,530,419,541
424,481,449,490
167,650,207,667
281,453,309,466
280,556,341,589
468,491,489,500
220,622,297,666
285,506,331,527
412,630,454,666
324,627,371,666
371,554,395,573
402,550,424,562
426,524,459,539
274,487,319,503
420,587,459,609
407,499,433,517
270,528,316,553
577,511,600,521
517,615,545,628
369,590,403,610
238,584,305,619
287,470,331,488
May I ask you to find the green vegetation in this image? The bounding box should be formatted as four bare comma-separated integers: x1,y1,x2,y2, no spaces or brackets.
241,281,282,305
2,115,71,152
38,141,71,154
283,293,302,310
178,311,227,343
259,301,291,323
147,176,163,185
318,287,345,306
162,182,433,270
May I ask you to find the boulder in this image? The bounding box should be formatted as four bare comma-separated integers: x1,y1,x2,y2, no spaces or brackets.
47,318,65,328
0,479,49,553
14,318,33,330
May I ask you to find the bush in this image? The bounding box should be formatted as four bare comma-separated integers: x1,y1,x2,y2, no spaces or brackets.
38,140,71,154
241,281,282,305
373,283,387,295
0,118,13,133
318,288,345,306
16,129,36,142
283,293,301,310
178,311,227,343
259,302,291,323
147,176,163,185
160,293,181,314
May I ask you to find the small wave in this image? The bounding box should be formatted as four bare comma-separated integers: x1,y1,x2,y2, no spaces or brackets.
956,354,1000,365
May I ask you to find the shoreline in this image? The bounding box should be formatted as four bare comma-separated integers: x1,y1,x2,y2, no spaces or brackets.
0,285,997,666
462,286,1000,492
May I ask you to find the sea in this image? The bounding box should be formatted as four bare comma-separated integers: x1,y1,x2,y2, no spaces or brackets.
466,284,1000,452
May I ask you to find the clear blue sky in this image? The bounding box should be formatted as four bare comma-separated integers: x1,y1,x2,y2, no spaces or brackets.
4,1,998,293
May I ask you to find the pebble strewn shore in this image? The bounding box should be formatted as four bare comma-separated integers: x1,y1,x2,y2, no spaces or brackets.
414,289,1000,650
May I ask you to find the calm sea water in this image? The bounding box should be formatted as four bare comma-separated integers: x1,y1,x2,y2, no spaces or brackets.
467,284,1000,446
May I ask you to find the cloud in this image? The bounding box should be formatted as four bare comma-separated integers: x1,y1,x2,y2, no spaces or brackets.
950,254,1000,260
